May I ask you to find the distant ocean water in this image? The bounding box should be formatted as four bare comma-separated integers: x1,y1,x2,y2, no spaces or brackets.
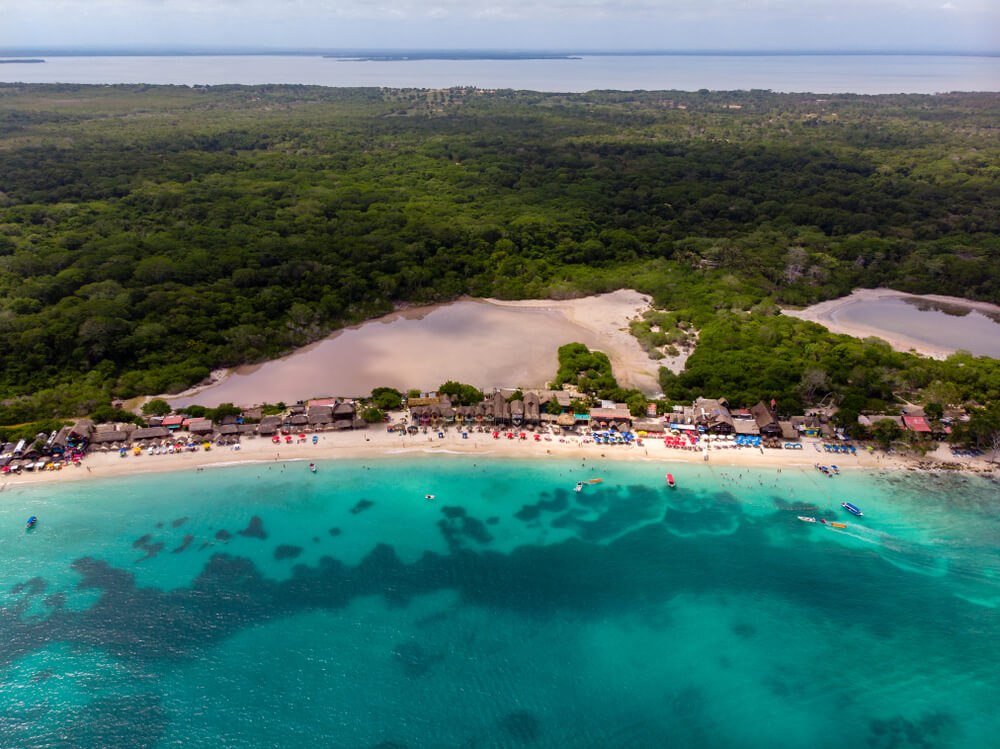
1,457,999,747
1,54,998,93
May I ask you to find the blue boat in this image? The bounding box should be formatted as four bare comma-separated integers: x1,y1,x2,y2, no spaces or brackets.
841,502,863,517
25,516,37,529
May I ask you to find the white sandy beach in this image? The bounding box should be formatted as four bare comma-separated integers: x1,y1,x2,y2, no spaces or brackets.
6,422,989,490
784,288,1000,358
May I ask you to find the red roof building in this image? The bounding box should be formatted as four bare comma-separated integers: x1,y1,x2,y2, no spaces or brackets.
161,415,185,428
902,415,932,433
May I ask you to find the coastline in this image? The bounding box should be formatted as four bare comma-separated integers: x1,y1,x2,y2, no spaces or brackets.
6,425,994,489
783,287,1000,358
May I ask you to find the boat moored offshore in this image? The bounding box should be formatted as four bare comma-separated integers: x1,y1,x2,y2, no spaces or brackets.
842,502,863,517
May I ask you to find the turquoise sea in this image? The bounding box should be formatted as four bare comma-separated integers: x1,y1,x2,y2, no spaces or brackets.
1,457,999,748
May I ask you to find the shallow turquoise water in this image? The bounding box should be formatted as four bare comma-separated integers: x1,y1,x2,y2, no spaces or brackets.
1,458,998,747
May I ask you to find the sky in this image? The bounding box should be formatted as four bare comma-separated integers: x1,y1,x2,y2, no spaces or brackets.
2,0,998,53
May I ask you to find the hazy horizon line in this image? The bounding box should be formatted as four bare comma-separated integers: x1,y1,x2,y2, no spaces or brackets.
3,47,999,58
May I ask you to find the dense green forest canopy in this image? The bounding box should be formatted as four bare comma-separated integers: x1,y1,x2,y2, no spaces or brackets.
0,84,998,422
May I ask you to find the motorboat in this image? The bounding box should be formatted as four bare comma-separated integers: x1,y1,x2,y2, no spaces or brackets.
425,494,436,500
666,474,675,488
841,502,863,517
797,516,817,523
574,482,584,492
830,465,840,475
309,463,317,473
25,516,36,530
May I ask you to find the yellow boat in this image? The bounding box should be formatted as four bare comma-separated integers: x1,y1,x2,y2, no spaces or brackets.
830,522,847,529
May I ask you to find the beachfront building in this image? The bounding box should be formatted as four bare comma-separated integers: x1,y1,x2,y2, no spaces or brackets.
161,415,185,430
750,402,783,438
490,392,510,426
693,398,735,434
791,415,825,438
523,392,541,426
779,421,799,441
307,405,334,428
189,419,214,436
131,426,171,444
258,416,281,435
589,404,632,430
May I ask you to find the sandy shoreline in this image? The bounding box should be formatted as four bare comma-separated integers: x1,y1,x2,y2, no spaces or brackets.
783,287,1000,358
5,425,993,490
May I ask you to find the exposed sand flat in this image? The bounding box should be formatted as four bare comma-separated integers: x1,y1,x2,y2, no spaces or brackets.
483,290,672,386
783,288,1000,359
6,424,990,490
167,290,664,408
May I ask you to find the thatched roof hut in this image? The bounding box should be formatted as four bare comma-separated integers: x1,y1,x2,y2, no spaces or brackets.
694,398,735,434
750,402,782,436
70,419,95,439
91,430,129,444
490,392,509,424
333,419,353,430
237,423,258,434
333,403,355,419
288,414,309,427
779,421,798,440
308,405,334,425
258,416,281,435
132,426,171,441
523,392,541,424
189,420,214,434
217,424,239,435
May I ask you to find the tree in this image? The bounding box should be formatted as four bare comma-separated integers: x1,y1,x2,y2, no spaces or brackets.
871,418,902,449
505,389,524,403
924,402,944,421
438,381,483,406
205,402,241,421
142,398,172,417
546,398,562,415
626,392,648,417
407,389,421,399
184,405,208,418
956,404,1000,462
371,387,403,410
360,406,384,423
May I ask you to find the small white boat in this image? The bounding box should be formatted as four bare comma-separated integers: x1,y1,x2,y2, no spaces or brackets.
309,463,316,473
574,482,584,492
797,516,817,523
425,494,436,500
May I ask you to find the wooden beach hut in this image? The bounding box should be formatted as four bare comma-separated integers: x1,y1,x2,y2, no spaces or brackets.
523,392,541,426
258,416,281,435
